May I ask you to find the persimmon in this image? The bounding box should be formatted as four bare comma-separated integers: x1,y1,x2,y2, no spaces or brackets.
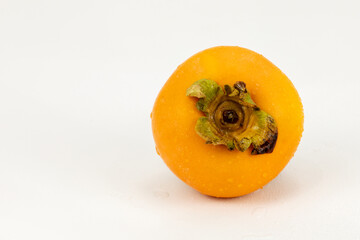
151,46,303,198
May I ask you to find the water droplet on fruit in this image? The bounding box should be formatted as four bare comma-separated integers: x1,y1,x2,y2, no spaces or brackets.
155,146,160,156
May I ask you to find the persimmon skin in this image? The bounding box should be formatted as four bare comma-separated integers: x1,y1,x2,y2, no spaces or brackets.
152,46,303,198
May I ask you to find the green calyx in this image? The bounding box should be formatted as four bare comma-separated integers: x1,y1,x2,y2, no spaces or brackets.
186,79,278,155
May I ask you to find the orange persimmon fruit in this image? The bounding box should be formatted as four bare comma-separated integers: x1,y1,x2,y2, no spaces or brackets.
151,46,303,198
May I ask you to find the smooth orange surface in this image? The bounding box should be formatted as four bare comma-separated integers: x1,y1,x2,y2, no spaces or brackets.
151,46,304,198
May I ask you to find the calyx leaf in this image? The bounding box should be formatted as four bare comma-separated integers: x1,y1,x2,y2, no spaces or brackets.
187,79,278,155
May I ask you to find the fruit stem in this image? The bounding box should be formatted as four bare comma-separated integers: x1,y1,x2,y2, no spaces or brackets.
186,79,278,154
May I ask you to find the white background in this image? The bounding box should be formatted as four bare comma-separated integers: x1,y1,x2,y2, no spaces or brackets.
1,0,360,239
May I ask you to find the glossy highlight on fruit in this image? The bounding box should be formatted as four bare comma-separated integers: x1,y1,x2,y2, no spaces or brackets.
151,46,304,198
